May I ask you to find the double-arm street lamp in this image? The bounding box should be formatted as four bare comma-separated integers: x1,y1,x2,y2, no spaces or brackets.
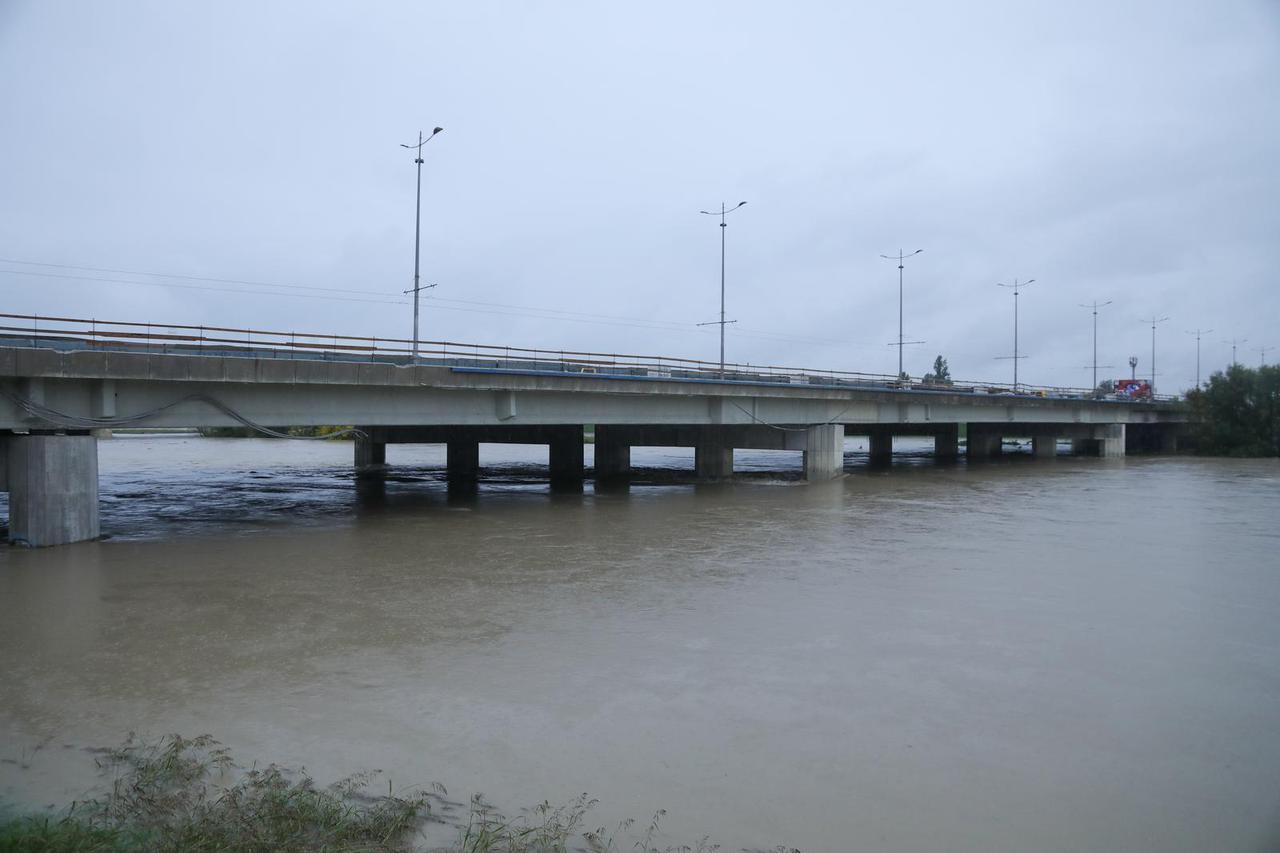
996,278,1035,391
697,201,747,377
880,249,924,380
400,126,444,361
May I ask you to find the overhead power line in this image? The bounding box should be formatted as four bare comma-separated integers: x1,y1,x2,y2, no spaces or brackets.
0,259,861,348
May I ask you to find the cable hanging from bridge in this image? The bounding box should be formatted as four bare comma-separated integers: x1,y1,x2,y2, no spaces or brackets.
0,388,366,441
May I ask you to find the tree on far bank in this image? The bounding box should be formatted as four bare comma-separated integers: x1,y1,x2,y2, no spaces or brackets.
1186,364,1280,456
923,355,952,386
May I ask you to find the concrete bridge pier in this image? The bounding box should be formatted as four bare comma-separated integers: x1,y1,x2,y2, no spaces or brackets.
1032,435,1059,459
967,425,1004,460
695,436,734,479
353,432,386,476
446,440,480,481
4,432,100,547
548,426,585,487
934,426,960,463
593,425,631,480
803,424,845,480
1072,424,1126,457
868,432,893,467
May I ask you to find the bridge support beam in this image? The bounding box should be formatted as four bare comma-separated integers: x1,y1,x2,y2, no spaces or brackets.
6,433,99,547
548,426,585,486
593,425,631,480
868,432,893,467
354,432,386,475
934,425,960,463
967,425,1003,460
1032,435,1058,459
695,435,733,479
803,424,844,480
446,440,480,481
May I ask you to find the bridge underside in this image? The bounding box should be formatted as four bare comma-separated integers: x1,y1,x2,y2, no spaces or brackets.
1,419,1182,548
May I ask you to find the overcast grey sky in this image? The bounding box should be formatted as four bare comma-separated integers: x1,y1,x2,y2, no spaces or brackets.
1,1,1276,391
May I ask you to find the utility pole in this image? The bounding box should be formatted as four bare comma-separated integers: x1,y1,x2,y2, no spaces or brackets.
1261,345,1275,367
399,126,443,361
880,249,924,380
996,278,1035,392
1140,315,1169,396
1224,337,1247,367
1080,299,1112,391
1186,328,1212,388
1129,356,1138,381
697,201,747,378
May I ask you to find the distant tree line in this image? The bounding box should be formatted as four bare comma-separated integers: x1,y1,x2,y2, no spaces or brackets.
1185,365,1279,457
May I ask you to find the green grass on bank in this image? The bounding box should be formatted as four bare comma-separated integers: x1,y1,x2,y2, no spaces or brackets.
1,735,793,853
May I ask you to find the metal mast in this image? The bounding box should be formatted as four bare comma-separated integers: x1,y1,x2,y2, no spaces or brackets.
1080,300,1112,391
881,249,924,379
399,126,443,360
1185,328,1212,388
996,278,1035,391
1140,315,1169,396
697,201,747,377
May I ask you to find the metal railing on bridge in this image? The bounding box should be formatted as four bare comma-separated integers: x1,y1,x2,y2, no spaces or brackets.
0,312,1175,402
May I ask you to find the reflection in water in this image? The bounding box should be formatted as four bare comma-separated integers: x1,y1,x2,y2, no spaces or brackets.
1,436,1279,853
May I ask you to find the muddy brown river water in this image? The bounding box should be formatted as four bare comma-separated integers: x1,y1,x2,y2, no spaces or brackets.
1,436,1278,851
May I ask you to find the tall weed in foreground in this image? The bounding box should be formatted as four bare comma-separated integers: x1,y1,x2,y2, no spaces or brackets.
0,735,795,852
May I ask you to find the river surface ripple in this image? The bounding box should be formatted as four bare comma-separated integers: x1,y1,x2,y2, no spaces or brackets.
1,437,1278,852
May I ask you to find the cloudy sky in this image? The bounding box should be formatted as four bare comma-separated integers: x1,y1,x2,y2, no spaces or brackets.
1,1,1276,392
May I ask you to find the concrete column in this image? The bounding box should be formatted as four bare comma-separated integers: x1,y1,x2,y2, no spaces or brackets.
7,434,99,547
446,440,480,481
549,427,585,485
1098,424,1126,458
593,425,631,480
354,434,386,474
1032,435,1058,459
934,426,960,463
694,435,733,479
803,424,845,480
967,426,1003,460
868,432,893,467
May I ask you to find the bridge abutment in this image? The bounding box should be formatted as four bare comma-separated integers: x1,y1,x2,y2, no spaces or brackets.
5,433,99,547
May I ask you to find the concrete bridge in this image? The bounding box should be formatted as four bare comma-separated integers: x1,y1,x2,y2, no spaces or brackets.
0,315,1185,546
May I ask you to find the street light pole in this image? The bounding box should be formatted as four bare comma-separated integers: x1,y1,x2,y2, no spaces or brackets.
1224,337,1247,367
996,278,1035,392
1080,299,1112,391
881,249,923,379
1186,328,1212,388
399,126,443,361
1261,345,1275,367
697,201,747,377
1140,315,1169,396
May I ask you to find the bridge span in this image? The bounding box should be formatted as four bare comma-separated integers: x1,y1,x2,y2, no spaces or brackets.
0,314,1185,546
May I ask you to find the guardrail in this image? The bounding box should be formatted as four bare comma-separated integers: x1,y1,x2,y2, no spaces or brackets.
0,312,1178,402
